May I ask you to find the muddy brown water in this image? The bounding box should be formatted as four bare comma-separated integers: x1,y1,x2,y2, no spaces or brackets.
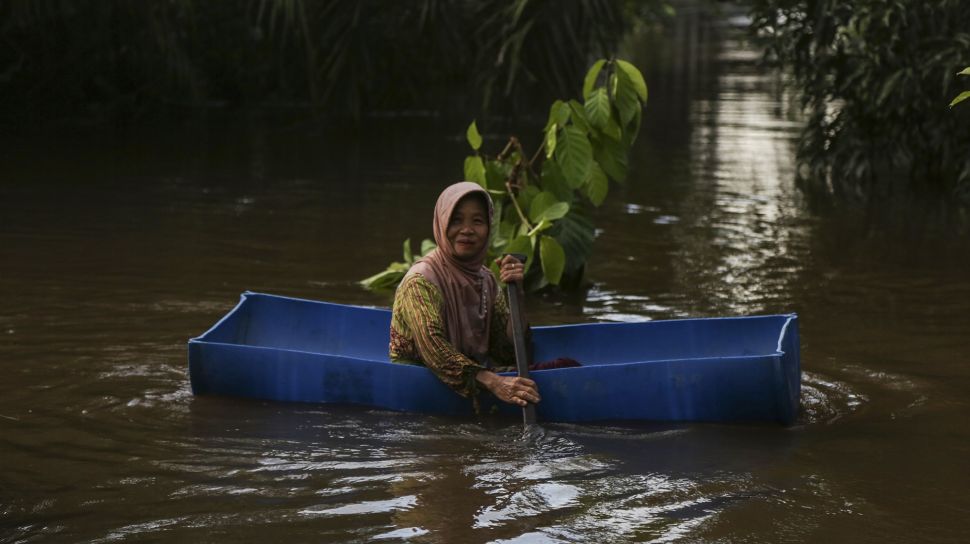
3,19,970,544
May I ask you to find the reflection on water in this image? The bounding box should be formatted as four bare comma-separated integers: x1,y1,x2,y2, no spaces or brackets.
799,371,867,425
3,3,970,543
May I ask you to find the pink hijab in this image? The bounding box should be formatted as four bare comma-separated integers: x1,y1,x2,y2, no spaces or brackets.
407,182,498,362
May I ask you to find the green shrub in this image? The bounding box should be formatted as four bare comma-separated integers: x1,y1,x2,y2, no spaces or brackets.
361,59,647,292
750,0,970,203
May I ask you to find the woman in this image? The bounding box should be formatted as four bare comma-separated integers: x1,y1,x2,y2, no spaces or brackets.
389,181,540,409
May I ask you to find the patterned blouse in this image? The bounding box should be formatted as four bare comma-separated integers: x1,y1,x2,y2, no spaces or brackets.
389,273,518,399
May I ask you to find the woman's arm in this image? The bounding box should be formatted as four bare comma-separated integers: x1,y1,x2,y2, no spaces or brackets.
393,274,485,397
475,370,540,407
483,256,539,406
393,274,538,406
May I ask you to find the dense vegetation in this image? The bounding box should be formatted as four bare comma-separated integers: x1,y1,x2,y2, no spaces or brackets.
1,0,663,121
749,0,970,205
362,59,648,292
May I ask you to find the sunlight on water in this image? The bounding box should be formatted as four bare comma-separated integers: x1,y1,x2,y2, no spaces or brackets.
675,56,806,316
799,371,867,425
300,495,419,517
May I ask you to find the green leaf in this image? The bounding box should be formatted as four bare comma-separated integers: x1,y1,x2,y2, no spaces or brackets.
540,159,572,202
545,100,570,131
528,191,559,222
950,90,970,108
613,66,641,125
464,156,486,187
585,163,609,206
622,107,642,148
616,59,648,102
490,199,504,236
402,238,413,263
602,115,622,142
583,59,606,100
485,159,511,192
594,137,628,183
527,218,553,237
539,235,566,285
567,100,592,134
553,211,595,275
958,67,970,76
495,216,516,247
528,189,570,223
555,126,593,189
516,184,541,216
584,87,611,130
545,123,558,159
538,202,569,222
360,268,406,291
420,239,436,256
466,120,482,151
504,235,534,274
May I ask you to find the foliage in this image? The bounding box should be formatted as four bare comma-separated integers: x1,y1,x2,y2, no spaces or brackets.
361,59,647,292
749,0,970,202
951,67,970,108
0,0,653,120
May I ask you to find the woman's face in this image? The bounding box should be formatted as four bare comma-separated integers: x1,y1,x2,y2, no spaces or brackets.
447,195,489,261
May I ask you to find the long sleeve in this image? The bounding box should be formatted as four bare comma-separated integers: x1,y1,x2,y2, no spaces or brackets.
389,274,485,398
486,286,518,369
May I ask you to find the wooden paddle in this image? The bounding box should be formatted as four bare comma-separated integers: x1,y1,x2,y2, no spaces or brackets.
504,253,536,426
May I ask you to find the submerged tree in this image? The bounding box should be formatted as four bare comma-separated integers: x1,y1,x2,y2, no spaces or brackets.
749,0,970,204
362,59,648,293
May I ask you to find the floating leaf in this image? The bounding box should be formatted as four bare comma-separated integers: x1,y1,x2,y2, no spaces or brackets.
583,59,606,100
616,60,648,102
584,87,611,130
464,156,486,187
466,120,482,151
539,235,566,285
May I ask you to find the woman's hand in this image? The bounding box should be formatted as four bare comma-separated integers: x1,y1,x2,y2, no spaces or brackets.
476,370,540,407
495,255,525,285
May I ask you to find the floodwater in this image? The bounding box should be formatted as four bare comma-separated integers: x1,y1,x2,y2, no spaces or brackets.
3,13,970,544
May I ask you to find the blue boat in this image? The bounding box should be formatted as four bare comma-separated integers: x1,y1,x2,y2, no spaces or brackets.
188,292,800,424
